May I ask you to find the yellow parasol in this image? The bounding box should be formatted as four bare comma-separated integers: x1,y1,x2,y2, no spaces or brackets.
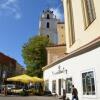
7,74,34,83
32,77,44,83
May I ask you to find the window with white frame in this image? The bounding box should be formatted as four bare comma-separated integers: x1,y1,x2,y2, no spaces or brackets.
65,78,72,93
82,0,96,28
82,71,95,95
67,0,75,46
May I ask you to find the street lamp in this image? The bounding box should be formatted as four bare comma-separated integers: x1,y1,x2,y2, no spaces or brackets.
2,71,7,96
2,71,6,81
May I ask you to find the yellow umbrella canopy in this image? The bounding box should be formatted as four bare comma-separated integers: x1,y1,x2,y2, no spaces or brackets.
32,77,44,83
7,74,44,83
7,76,19,81
7,74,34,83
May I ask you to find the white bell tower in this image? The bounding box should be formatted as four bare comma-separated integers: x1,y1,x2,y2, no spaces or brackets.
39,9,58,44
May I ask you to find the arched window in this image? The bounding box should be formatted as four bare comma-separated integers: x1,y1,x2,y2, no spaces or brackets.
47,14,50,19
47,22,50,28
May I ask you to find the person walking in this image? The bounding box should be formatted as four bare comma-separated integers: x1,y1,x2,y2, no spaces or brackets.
72,85,78,100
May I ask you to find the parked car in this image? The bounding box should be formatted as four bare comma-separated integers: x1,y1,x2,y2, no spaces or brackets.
0,84,16,95
7,84,15,90
7,84,16,94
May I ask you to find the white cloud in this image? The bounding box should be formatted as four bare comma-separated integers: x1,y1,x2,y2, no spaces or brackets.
15,13,21,19
0,0,21,19
50,8,63,21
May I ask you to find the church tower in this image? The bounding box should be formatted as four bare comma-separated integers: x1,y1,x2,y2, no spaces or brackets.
39,9,58,44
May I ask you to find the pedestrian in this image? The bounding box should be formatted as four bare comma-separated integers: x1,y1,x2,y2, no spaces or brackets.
72,85,78,100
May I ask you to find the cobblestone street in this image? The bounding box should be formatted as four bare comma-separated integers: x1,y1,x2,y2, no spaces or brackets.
0,96,59,100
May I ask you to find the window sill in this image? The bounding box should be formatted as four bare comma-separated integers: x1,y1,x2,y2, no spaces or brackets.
82,95,97,99
84,18,96,31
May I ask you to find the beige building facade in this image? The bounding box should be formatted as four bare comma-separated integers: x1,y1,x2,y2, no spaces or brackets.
46,45,66,65
63,0,100,53
57,22,66,45
43,0,100,100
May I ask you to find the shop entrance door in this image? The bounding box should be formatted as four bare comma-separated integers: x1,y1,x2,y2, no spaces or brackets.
58,79,61,95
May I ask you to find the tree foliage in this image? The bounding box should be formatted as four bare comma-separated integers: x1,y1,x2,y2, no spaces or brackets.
22,35,53,77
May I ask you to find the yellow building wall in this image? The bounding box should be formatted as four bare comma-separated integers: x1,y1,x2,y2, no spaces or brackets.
63,0,100,53
57,23,66,45
46,46,66,65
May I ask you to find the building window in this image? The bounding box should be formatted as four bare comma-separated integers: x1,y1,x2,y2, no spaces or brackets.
44,80,49,91
47,22,50,28
82,0,96,28
65,78,72,93
47,14,50,19
52,80,56,93
67,0,75,46
82,71,95,95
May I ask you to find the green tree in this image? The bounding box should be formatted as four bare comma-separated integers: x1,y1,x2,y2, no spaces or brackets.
22,35,53,77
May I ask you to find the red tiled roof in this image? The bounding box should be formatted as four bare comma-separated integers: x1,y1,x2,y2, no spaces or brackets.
0,52,16,64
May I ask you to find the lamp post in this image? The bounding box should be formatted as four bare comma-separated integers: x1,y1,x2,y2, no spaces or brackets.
2,71,7,96
2,71,6,82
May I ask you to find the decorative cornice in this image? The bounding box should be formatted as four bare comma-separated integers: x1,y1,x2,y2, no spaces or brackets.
42,37,100,71
46,44,66,48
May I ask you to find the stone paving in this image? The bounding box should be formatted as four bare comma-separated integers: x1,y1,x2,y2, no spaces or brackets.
0,96,60,100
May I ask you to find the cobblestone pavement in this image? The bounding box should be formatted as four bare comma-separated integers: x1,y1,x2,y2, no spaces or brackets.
0,96,60,100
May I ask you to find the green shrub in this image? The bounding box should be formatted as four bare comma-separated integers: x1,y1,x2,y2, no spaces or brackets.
19,91,26,96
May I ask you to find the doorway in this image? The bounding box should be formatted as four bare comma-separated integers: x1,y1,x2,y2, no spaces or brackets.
58,79,61,95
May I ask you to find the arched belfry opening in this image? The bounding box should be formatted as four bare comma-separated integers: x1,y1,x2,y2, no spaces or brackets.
47,22,50,28
47,14,50,19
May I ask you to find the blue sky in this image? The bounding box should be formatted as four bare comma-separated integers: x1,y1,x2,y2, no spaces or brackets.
0,0,64,67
